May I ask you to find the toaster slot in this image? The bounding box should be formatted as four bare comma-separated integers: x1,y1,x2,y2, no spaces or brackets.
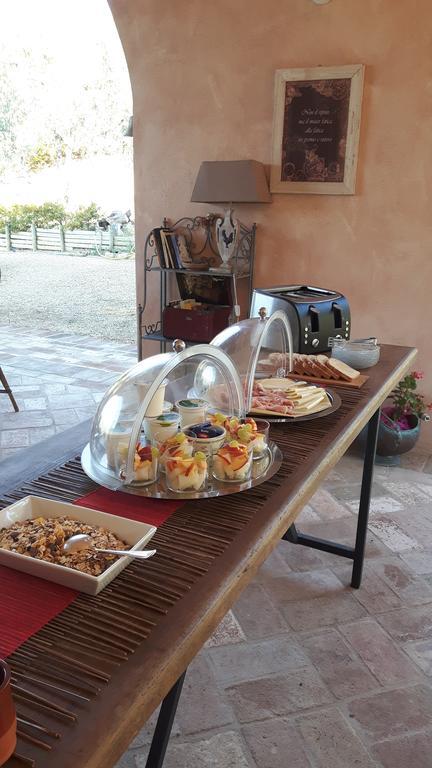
309,306,320,333
332,302,343,330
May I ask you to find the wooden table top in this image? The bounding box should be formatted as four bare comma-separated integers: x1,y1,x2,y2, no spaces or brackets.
3,344,416,768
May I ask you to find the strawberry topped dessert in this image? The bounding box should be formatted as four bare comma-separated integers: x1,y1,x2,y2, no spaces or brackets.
132,443,159,484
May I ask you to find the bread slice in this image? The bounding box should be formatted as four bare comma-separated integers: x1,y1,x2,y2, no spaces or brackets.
327,358,360,381
316,355,339,379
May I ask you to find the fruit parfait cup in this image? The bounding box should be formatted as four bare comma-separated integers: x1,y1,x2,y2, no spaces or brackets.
212,440,253,483
226,417,270,459
208,411,230,429
183,422,226,460
159,432,194,472
166,452,208,493
131,443,159,485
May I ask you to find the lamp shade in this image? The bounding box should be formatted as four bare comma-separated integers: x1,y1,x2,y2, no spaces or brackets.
191,160,272,204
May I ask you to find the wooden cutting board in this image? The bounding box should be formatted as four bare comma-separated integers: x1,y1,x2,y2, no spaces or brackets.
288,373,368,388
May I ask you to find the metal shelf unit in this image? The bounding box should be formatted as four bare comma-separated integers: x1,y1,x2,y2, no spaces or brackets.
138,215,256,359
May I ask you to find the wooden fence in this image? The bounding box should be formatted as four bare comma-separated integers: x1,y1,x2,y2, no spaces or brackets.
0,223,134,255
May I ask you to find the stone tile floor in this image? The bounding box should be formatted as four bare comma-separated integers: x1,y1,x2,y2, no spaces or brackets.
115,454,432,768
2,324,432,767
0,324,136,460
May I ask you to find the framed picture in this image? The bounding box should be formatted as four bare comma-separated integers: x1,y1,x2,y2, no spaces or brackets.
270,65,365,195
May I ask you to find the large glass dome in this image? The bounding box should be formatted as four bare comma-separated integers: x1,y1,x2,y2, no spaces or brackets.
85,343,245,488
211,309,294,412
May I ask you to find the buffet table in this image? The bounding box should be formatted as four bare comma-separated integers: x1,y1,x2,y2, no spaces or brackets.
1,344,416,768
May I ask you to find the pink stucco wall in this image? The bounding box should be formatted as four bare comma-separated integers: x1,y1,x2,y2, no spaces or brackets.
109,0,432,446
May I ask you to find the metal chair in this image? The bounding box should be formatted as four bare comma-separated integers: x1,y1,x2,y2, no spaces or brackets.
0,367,19,412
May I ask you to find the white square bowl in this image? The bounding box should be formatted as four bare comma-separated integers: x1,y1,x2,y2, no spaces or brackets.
0,495,157,595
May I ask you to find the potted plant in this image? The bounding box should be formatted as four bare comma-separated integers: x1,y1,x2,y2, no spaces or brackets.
375,371,431,464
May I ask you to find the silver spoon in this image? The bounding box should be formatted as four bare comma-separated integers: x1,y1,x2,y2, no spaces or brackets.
63,534,156,559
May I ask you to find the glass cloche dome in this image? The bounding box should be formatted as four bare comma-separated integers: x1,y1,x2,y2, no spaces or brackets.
83,343,245,488
211,309,294,412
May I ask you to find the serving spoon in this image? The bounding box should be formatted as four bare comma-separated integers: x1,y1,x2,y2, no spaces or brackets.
63,534,156,560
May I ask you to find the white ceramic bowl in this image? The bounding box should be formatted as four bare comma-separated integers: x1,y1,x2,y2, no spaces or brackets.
0,496,157,595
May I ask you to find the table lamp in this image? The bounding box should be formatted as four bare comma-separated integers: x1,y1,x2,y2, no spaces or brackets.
191,160,271,270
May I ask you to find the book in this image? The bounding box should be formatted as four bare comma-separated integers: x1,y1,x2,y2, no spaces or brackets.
152,228,166,268
160,230,174,268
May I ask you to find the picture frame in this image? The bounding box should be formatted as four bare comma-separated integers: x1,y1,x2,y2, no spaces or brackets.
270,65,365,195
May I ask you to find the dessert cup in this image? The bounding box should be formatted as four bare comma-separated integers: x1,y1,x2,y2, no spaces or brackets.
212,441,253,483
166,453,208,493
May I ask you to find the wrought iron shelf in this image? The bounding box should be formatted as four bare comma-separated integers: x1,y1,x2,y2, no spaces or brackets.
146,266,251,278
139,215,256,359
141,330,195,346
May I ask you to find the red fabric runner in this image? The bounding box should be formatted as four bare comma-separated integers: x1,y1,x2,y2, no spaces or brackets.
0,489,183,658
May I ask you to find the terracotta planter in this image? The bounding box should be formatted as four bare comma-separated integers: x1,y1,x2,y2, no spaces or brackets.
0,660,16,766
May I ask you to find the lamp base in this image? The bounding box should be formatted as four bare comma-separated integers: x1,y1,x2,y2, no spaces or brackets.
215,208,239,270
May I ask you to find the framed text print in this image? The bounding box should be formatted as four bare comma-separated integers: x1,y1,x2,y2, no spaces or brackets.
270,65,365,195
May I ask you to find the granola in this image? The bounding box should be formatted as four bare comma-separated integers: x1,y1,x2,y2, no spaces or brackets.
0,516,129,576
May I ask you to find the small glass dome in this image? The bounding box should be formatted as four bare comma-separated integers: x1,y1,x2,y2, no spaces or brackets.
211,309,294,412
86,343,245,487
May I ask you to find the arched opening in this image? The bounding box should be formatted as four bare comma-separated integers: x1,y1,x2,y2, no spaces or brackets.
0,0,136,463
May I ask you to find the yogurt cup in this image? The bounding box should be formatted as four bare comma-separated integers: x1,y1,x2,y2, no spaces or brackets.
105,425,132,470
144,412,180,442
183,422,226,458
137,379,168,418
175,398,208,427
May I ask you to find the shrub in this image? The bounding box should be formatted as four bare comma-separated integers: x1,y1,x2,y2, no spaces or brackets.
0,202,101,232
65,203,101,231
0,203,67,232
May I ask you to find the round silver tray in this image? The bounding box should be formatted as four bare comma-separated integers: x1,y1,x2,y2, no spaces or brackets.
81,441,283,500
249,388,342,424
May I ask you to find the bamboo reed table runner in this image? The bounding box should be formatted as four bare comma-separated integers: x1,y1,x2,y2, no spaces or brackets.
1,344,416,768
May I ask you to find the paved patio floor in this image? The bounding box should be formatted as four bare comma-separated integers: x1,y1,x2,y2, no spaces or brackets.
0,324,136,461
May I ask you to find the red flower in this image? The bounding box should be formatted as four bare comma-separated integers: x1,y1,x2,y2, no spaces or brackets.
413,371,424,380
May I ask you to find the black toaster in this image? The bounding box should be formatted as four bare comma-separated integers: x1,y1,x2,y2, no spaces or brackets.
250,285,351,353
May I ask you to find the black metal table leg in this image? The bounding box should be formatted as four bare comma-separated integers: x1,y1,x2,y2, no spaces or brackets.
145,671,186,768
282,408,381,589
351,407,380,588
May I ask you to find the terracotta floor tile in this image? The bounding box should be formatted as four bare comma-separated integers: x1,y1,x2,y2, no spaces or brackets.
242,719,313,768
174,655,235,736
297,708,376,768
226,668,333,723
370,558,432,606
207,636,309,686
348,685,432,742
403,639,432,675
377,605,432,643
340,618,420,685
142,731,252,768
333,563,403,614
301,628,378,699
372,731,432,768
232,582,289,640
282,593,367,632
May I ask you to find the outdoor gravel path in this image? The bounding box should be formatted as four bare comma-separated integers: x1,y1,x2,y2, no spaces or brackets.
0,251,136,342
